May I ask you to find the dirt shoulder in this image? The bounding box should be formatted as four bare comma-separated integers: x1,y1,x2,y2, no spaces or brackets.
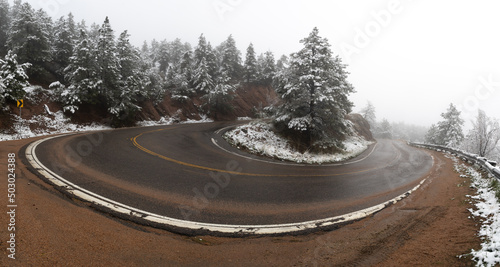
1,137,480,266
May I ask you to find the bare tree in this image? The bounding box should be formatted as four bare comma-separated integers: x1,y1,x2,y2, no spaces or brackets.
462,109,500,157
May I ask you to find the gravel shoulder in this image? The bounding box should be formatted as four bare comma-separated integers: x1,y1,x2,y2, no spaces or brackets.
0,137,480,266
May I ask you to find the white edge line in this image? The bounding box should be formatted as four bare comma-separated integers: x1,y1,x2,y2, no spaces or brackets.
26,134,425,235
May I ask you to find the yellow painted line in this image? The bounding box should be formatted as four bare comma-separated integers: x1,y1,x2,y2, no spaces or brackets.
131,128,395,177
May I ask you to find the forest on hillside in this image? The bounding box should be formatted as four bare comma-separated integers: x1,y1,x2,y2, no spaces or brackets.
0,0,282,126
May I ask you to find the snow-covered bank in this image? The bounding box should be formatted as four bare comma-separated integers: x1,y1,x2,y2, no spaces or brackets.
1,110,214,142
223,121,373,164
448,153,500,266
0,111,111,141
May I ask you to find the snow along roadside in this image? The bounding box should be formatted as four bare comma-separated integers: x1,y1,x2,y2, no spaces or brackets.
223,121,373,164
0,109,214,142
447,153,500,266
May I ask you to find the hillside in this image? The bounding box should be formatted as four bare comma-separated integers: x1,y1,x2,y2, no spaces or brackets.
0,83,278,137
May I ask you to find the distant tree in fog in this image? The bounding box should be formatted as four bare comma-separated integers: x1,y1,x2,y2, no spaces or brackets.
360,101,376,127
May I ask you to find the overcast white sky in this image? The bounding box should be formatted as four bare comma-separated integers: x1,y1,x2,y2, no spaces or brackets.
13,0,500,128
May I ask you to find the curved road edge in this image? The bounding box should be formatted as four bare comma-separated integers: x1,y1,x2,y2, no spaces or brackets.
24,131,432,237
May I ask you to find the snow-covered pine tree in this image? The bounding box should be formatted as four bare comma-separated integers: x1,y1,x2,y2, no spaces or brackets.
425,124,439,144
243,43,257,83
58,29,99,112
53,16,74,77
194,34,209,65
96,17,121,106
436,103,464,147
203,71,234,120
274,27,355,152
7,2,51,77
193,56,213,94
257,51,276,84
219,34,242,81
0,51,30,107
0,0,10,57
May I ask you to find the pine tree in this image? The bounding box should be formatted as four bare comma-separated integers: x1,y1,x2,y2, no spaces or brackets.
53,16,74,76
219,34,242,81
194,34,217,78
58,29,99,112
0,0,10,57
257,51,276,84
243,43,257,82
203,71,234,120
274,27,355,152
436,103,464,147
0,51,30,107
7,2,52,76
96,17,121,105
193,56,213,94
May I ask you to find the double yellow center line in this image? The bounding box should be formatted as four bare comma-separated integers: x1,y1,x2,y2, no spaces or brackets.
131,128,390,177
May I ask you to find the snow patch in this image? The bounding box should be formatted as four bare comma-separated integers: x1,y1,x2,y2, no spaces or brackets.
449,153,500,266
224,121,373,164
0,111,111,142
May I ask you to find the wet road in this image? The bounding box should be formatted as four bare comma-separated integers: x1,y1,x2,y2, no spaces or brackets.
33,122,433,225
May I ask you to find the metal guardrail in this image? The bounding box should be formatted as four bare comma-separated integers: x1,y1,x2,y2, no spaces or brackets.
409,142,500,180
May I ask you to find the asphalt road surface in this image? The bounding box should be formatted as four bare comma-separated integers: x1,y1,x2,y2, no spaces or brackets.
32,122,433,225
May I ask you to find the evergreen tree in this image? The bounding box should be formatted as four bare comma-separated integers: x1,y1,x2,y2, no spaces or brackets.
7,2,52,77
110,30,146,122
96,17,121,104
0,51,30,107
219,34,242,81
67,13,77,40
203,71,234,120
243,43,257,82
261,51,276,84
194,34,217,78
0,0,10,57
116,30,140,79
257,51,276,84
53,16,74,76
193,56,213,94
378,118,393,139
273,27,355,151
436,103,464,147
276,54,289,72
58,29,99,112
194,34,209,65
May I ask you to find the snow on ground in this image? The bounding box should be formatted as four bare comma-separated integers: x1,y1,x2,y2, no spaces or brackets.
1,109,214,142
224,121,373,164
0,111,111,141
136,114,213,127
448,153,500,266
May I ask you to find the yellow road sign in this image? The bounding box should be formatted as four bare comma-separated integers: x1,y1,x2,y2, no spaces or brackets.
17,99,23,108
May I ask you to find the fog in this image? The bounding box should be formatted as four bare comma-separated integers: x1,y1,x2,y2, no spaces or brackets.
12,0,500,128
